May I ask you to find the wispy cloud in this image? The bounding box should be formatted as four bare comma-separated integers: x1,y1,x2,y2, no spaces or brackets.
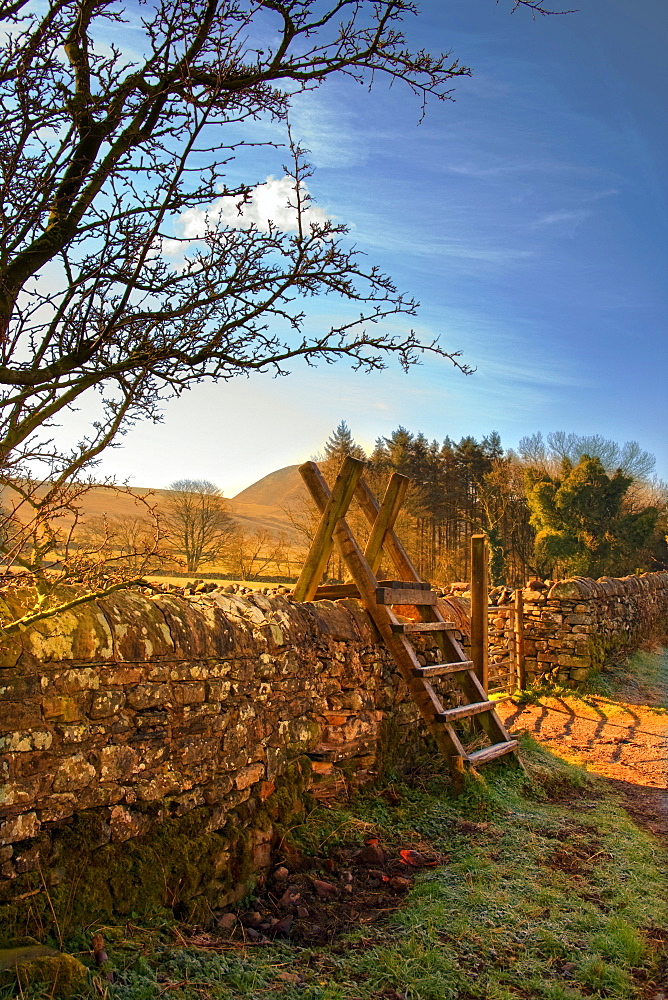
534,208,590,227
289,90,367,169
447,159,536,178
351,215,534,269
478,355,590,389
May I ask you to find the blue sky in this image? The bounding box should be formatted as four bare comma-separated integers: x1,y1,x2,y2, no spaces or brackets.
94,0,668,496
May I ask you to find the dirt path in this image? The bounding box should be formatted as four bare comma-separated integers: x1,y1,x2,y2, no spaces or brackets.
496,648,668,839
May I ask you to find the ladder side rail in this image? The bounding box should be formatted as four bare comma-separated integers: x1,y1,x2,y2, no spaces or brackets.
355,478,422,583
470,534,489,694
363,473,409,576
514,588,526,691
292,456,365,603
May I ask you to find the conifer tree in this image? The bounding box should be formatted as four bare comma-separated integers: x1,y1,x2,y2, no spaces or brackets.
323,422,366,464
319,422,367,581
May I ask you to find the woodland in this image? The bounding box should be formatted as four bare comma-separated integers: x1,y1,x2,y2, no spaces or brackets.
312,422,668,588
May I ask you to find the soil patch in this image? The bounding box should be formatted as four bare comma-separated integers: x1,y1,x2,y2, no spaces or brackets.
498,695,666,790
606,778,668,841
183,838,445,948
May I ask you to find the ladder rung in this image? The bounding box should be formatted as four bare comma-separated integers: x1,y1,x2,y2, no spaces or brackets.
310,583,360,599
391,621,456,633
466,740,519,766
376,587,438,605
307,579,430,601
437,700,494,723
414,660,474,678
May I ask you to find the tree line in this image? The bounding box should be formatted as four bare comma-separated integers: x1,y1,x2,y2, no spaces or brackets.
315,423,668,587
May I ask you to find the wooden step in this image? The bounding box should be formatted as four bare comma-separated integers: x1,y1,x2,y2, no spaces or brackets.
437,700,494,723
376,587,438,605
467,740,519,766
414,660,474,678
391,621,456,633
308,579,431,601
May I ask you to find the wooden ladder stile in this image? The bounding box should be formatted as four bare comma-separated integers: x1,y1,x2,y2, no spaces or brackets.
291,458,519,776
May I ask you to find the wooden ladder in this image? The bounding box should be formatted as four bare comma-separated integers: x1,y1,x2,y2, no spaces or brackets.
291,457,518,776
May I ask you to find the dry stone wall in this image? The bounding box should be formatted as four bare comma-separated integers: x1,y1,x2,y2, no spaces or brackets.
0,587,462,934
447,570,668,688
520,571,668,685
1,570,666,936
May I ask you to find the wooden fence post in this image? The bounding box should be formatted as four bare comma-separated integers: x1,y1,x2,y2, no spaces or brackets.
514,588,526,691
470,534,488,695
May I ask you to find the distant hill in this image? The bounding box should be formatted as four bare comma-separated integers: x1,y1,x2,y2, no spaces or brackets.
233,465,305,508
1,465,311,545
229,465,308,542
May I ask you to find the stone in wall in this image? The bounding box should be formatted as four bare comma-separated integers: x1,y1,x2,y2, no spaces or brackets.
446,571,668,689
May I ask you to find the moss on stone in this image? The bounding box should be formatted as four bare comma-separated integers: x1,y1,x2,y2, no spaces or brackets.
267,757,313,825
0,762,312,942
375,717,403,780
12,953,88,998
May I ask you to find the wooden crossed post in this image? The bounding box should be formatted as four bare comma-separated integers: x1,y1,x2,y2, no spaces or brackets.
291,457,518,775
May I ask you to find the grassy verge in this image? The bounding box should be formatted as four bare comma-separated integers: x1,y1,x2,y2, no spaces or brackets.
4,734,666,1000
514,647,668,711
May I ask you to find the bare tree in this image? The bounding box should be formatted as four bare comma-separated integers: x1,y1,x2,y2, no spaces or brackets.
518,432,656,481
225,527,284,582
164,480,235,573
78,513,168,575
0,2,477,477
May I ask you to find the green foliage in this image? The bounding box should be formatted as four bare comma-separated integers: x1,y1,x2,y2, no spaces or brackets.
525,454,658,578
322,421,366,463
486,524,507,586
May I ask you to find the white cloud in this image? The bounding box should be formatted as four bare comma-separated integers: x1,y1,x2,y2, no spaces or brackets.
178,175,331,241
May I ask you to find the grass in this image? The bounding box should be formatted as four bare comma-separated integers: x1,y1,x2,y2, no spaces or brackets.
514,646,668,713
4,733,667,1000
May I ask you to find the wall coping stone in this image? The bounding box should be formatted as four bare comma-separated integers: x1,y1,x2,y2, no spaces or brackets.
547,570,668,601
